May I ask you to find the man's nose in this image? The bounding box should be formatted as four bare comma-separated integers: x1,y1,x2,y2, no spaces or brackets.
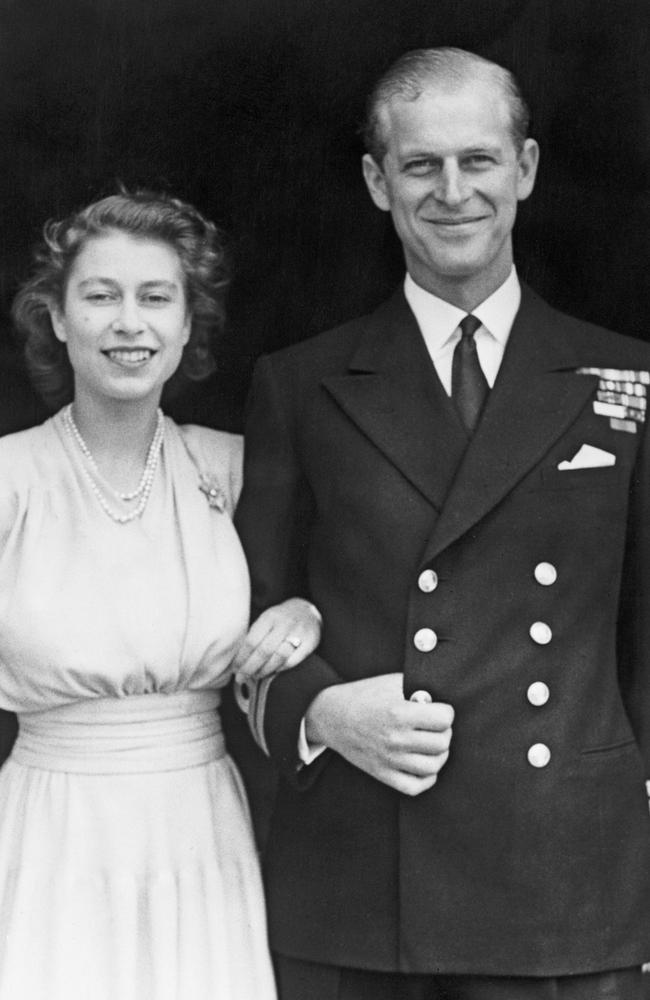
433,162,469,207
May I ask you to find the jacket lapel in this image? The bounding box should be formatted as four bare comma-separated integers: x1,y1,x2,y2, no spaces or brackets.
425,286,599,559
322,290,468,512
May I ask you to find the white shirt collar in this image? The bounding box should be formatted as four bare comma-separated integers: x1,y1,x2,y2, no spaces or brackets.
403,267,521,356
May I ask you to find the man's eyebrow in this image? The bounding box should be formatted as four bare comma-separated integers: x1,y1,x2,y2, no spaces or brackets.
400,143,503,159
399,149,441,159
460,144,502,155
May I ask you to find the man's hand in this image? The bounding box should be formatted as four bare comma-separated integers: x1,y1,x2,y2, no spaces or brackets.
305,673,453,796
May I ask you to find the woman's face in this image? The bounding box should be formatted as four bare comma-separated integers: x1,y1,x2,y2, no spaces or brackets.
50,230,191,407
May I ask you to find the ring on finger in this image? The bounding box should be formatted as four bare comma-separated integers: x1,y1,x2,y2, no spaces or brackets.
285,635,302,650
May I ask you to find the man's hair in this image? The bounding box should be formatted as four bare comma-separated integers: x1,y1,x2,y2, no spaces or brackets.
362,47,531,164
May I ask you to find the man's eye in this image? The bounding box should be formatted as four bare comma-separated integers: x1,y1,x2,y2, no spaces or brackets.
405,159,437,175
464,155,494,168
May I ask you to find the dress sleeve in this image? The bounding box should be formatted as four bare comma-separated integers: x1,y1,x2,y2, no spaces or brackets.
0,493,18,549
227,436,244,511
0,444,24,551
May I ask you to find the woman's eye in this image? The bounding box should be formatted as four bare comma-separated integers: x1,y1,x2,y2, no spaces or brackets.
142,294,170,305
85,292,113,303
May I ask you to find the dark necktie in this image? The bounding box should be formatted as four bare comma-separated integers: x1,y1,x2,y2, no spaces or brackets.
451,314,488,433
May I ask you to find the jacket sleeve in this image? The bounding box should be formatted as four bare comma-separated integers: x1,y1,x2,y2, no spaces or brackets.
617,413,650,776
234,354,343,783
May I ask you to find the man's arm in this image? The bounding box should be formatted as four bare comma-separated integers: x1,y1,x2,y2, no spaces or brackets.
617,402,650,777
236,355,453,792
235,355,343,780
305,673,453,796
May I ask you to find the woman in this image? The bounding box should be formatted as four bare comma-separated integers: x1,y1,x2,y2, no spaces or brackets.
0,191,320,999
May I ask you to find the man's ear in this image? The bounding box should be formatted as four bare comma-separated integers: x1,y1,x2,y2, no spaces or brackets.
362,154,391,212
516,138,540,202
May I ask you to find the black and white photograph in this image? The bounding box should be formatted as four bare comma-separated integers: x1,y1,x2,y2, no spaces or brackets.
0,1,648,997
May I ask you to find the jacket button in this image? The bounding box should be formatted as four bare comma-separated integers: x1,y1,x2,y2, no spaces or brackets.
527,743,551,768
527,682,550,706
534,562,557,586
529,621,552,645
418,569,439,593
413,628,438,652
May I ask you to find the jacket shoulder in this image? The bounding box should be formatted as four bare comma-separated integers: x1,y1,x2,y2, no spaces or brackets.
526,288,650,365
261,298,396,379
267,319,367,373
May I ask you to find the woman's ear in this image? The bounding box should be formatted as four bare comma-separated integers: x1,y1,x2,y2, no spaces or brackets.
49,304,68,344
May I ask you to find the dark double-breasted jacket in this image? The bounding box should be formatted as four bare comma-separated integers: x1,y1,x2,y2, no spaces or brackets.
236,284,650,977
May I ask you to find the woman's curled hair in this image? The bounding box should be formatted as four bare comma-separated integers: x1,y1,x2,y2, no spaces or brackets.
11,190,229,409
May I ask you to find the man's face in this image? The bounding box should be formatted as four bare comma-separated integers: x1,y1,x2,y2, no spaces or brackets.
362,78,539,299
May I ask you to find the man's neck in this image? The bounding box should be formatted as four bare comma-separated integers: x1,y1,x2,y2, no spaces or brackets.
407,261,514,313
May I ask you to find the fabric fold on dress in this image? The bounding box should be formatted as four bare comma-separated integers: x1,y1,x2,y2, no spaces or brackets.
0,412,276,1000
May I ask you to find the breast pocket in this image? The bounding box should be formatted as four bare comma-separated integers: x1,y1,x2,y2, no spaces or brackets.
538,465,628,491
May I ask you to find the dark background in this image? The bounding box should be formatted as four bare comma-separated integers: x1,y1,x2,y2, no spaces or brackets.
0,0,648,436
1,3,650,968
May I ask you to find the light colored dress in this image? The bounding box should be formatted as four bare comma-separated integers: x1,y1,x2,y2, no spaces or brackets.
0,410,277,1000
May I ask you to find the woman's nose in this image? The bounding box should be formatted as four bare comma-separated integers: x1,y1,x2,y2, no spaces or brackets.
111,300,146,335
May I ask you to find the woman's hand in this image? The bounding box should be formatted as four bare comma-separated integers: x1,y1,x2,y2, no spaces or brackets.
231,598,322,684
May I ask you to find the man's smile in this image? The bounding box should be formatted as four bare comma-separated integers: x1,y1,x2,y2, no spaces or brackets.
427,215,489,226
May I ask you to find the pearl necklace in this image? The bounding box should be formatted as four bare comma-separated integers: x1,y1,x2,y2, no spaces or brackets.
63,404,165,524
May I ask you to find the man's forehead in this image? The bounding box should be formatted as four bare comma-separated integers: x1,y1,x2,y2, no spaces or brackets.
378,80,513,149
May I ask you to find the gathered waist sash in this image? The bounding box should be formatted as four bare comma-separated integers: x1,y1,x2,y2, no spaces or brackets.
11,690,225,774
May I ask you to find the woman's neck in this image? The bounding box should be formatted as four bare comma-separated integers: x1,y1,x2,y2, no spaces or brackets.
69,392,163,493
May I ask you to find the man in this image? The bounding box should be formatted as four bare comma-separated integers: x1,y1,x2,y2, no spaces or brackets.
235,47,650,999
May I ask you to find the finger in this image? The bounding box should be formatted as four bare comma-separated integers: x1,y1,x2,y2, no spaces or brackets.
385,770,439,797
236,626,303,679
230,640,256,675
235,642,285,680
251,643,296,679
230,619,276,674
408,701,455,731
394,749,450,779
257,625,320,675
245,613,279,645
238,603,301,652
263,620,318,669
281,634,316,668
388,727,453,757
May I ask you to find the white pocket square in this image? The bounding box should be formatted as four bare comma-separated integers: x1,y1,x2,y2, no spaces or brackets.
557,444,616,470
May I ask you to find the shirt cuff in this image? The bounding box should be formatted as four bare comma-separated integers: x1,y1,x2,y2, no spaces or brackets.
298,716,326,766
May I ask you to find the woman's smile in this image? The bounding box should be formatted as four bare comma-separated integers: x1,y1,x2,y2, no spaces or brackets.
102,347,158,367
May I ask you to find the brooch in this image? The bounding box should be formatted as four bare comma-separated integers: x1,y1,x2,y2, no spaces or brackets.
576,367,648,434
198,474,227,512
